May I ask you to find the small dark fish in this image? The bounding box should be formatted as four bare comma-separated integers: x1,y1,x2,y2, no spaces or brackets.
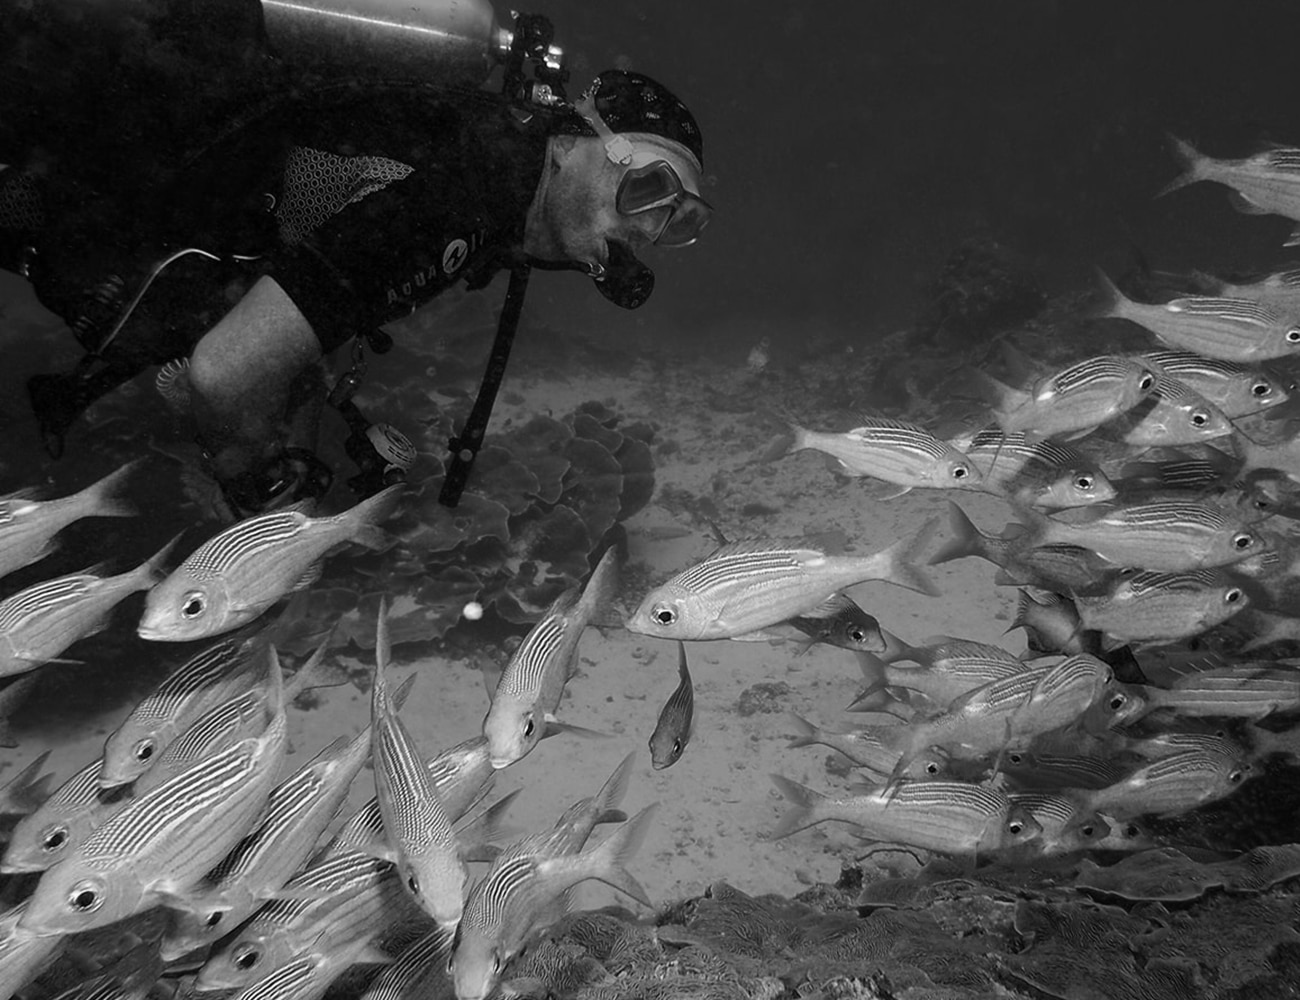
787,593,885,654
648,642,694,770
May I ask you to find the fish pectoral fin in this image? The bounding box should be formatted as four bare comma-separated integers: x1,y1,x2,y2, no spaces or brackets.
543,715,611,740
1228,191,1270,215
352,841,401,865
289,562,325,593
858,479,913,502
460,842,504,864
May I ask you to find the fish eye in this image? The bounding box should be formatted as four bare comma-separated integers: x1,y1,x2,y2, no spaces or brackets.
133,739,155,762
492,952,502,974
205,911,224,928
1252,381,1273,397
1008,819,1024,835
1190,410,1209,427
1108,691,1128,711
1074,474,1094,491
651,604,677,627
68,882,103,912
1287,328,1300,344
1229,768,1247,783
1007,751,1024,765
181,591,207,620
848,626,866,643
924,761,941,776
1080,823,1097,838
1138,371,1155,391
407,874,420,895
233,945,261,971
1233,533,1254,550
1123,823,1141,838
1225,588,1244,604
523,717,535,739
41,825,69,852
952,465,969,480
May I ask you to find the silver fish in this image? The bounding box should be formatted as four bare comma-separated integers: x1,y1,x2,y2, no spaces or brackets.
1110,373,1233,447
1206,266,1300,316
972,355,1157,441
19,652,288,936
851,644,1027,713
483,547,619,768
1020,500,1263,572
2,757,124,873
1081,748,1252,819
1100,272,1300,361
768,776,1041,857
1160,136,1300,241
1008,793,1112,856
450,803,657,1000
160,727,373,961
228,932,394,1000
1074,570,1248,642
138,484,403,641
957,429,1114,508
0,902,65,1000
648,642,695,770
1132,663,1300,721
785,418,982,494
0,538,174,676
371,599,466,930
627,520,938,641
785,713,952,783
0,462,138,580
785,592,886,654
1140,349,1289,417
358,926,452,1000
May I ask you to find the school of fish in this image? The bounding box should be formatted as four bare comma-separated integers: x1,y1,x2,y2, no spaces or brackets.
0,134,1299,1000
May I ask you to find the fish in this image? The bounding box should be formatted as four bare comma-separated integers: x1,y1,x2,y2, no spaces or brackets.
0,461,138,580
228,932,395,1000
767,776,1041,857
0,672,40,747
449,803,657,1000
784,713,951,780
1008,589,1097,658
159,726,373,961
0,537,175,676
1107,373,1234,447
1018,499,1263,572
785,592,886,654
648,641,695,770
850,645,1027,714
1073,570,1248,643
1098,272,1300,361
1236,425,1300,484
1130,662,1300,721
1202,266,1300,316
370,598,467,930
955,429,1115,508
1079,748,1252,819
18,651,288,936
969,355,1157,441
1159,136,1300,241
999,748,1128,791
100,635,262,788
358,926,452,1000
0,750,53,817
1140,349,1290,417
0,902,66,1000
138,484,403,641
1007,793,1112,856
626,519,939,641
483,546,619,769
2,757,126,873
783,418,982,494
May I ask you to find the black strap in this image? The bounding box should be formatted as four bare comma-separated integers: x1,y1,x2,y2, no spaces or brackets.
439,263,531,507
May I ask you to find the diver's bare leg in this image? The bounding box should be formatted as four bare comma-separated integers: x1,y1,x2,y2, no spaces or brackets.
188,275,323,483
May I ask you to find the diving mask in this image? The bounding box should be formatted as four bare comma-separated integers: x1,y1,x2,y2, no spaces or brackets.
616,154,712,247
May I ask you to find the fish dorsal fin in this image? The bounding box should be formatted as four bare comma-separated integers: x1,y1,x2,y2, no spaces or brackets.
706,537,830,559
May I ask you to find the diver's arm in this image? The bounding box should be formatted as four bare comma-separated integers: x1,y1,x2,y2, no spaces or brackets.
187,275,323,480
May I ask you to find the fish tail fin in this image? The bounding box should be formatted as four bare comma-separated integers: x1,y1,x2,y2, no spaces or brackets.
1009,588,1040,633
1091,267,1141,326
767,774,829,840
345,484,406,551
1156,135,1208,198
455,788,522,860
784,712,821,749
81,459,141,519
137,532,183,588
927,500,986,566
847,651,896,711
878,628,917,664
3,749,53,811
595,752,637,817
284,631,335,703
577,545,622,623
265,643,287,722
584,803,658,907
875,516,941,597
963,366,1027,416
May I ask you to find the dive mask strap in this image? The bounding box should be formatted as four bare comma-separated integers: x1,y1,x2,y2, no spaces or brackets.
574,89,636,165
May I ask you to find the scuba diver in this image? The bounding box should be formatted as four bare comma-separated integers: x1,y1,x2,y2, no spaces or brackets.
0,3,710,518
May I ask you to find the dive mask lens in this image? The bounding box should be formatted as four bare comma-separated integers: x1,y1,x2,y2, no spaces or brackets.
615,160,713,247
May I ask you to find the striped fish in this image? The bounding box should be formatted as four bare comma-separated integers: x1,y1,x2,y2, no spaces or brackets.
1075,569,1248,642
1099,271,1300,361
0,902,66,1000
160,726,373,961
0,537,175,676
484,546,619,768
648,642,694,770
972,355,1156,441
1160,136,1300,242
768,777,1041,857
850,641,1027,713
1000,748,1126,790
1081,748,1252,819
1208,267,1300,317
359,927,453,1000
450,803,657,1000
1133,664,1300,721
0,462,138,580
229,933,395,1000
138,484,404,641
100,636,256,787
1111,373,1233,447
785,713,951,783
371,599,466,930
958,429,1114,508
784,418,982,494
18,651,288,936
1022,499,1262,571
1009,793,1111,855
1118,730,1248,761
1140,349,1289,417
627,520,939,642
2,757,125,873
